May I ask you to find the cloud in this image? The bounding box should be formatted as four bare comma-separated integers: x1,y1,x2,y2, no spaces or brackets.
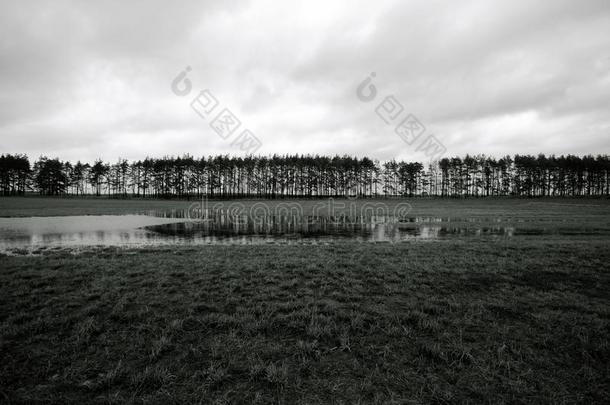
0,0,609,163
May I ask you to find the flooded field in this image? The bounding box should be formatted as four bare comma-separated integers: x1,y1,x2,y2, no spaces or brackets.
0,215,185,251
1,207,608,252
1,197,609,404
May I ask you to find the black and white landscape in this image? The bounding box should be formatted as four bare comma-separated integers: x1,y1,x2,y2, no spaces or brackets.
1,1,609,403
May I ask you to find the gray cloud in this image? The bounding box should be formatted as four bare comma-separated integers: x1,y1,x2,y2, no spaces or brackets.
0,0,609,163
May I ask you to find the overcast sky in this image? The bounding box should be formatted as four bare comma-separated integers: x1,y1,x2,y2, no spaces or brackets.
1,0,609,163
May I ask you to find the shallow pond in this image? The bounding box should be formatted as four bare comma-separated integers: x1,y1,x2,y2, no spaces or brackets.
0,212,606,252
0,215,185,251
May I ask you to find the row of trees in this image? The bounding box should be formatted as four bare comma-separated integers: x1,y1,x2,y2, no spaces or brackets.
1,153,609,198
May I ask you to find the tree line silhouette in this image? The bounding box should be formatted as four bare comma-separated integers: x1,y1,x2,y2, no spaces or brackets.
1,153,608,198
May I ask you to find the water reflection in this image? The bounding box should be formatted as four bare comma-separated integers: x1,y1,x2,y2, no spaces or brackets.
0,215,185,251
145,215,518,244
0,212,605,252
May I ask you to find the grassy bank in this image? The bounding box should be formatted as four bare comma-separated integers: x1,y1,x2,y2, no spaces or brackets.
1,239,609,403
0,197,192,218
1,196,609,225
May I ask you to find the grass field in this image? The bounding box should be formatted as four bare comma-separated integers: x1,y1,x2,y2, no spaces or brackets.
1,197,609,403
2,196,610,226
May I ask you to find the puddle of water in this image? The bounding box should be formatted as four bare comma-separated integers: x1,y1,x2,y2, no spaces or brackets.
144,216,518,243
0,212,606,252
0,215,185,251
